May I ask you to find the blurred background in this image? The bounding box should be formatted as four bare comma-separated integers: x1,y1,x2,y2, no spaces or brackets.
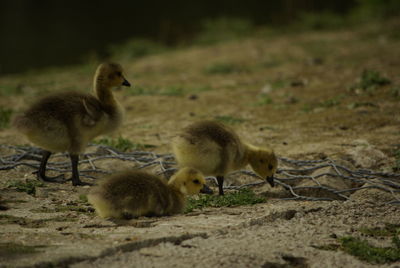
0,0,399,74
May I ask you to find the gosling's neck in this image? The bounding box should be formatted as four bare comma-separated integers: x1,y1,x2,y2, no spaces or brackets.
93,76,117,107
166,181,187,214
241,143,258,167
168,179,187,197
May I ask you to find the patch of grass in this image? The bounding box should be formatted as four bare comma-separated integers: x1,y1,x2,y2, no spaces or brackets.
187,85,214,93
215,115,245,125
0,242,45,257
0,85,23,96
390,87,400,99
271,79,289,90
348,102,377,109
302,95,344,112
319,96,342,108
301,104,314,113
109,38,167,60
78,194,89,204
160,85,184,96
94,136,156,152
204,62,246,75
0,107,13,129
254,95,273,106
339,236,400,264
351,69,391,92
7,180,44,196
184,188,265,213
359,223,400,237
94,136,134,151
393,236,400,249
127,85,188,97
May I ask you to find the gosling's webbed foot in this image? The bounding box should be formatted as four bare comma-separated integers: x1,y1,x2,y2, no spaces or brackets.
35,150,66,183
122,212,134,220
69,178,92,186
266,176,275,187
68,154,90,186
216,176,225,196
34,171,65,183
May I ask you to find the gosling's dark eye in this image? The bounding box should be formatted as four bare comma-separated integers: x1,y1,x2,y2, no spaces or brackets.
116,71,122,77
268,164,273,170
193,179,200,184
260,159,265,164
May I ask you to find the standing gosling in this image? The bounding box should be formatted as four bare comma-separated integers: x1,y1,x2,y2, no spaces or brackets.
13,63,130,186
172,120,278,195
87,167,206,218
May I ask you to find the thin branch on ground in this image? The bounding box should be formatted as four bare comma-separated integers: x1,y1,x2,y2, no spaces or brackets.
0,144,399,204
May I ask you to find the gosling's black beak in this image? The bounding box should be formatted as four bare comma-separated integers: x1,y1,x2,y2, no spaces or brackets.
266,176,275,187
122,79,131,87
200,184,213,195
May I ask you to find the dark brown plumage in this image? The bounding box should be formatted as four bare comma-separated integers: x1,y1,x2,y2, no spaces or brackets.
13,62,130,185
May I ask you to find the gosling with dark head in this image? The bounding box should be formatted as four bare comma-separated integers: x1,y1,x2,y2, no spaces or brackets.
172,120,278,195
87,167,206,219
13,63,131,186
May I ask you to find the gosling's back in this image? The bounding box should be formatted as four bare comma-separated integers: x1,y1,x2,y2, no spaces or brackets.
88,171,184,218
172,120,245,175
13,92,118,153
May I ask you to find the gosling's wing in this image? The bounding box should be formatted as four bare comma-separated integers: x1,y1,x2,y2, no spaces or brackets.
182,120,242,148
81,96,103,127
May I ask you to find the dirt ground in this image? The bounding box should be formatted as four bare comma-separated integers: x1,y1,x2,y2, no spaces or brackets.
0,21,400,267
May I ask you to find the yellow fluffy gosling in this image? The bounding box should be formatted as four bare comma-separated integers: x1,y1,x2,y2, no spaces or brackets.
13,63,131,186
87,167,206,218
172,120,278,195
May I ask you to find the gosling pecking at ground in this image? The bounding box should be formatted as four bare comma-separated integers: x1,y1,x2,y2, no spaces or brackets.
172,120,278,195
87,167,207,218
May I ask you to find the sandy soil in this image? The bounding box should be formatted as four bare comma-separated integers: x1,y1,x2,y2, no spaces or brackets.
0,21,400,267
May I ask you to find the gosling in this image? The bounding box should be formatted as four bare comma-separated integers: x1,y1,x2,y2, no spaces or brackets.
172,120,278,195
13,63,131,186
87,167,207,219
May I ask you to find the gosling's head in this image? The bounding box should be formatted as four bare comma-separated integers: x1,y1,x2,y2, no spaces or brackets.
95,62,131,88
169,167,207,195
247,147,278,187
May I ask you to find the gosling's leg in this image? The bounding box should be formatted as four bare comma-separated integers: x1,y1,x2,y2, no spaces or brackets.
216,176,225,196
36,150,64,182
69,154,91,186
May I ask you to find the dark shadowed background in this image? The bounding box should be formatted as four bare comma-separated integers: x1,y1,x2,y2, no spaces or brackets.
0,0,398,74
